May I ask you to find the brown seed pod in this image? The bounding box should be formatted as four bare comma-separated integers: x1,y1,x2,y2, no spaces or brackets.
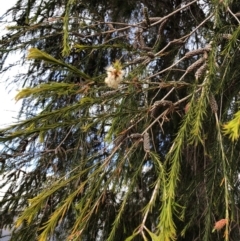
143,132,150,152
209,93,218,113
186,57,205,73
185,48,207,58
151,100,172,118
153,100,172,107
136,30,146,48
147,52,155,58
101,90,117,97
185,45,212,58
143,7,151,26
130,133,143,139
195,63,207,80
150,105,159,118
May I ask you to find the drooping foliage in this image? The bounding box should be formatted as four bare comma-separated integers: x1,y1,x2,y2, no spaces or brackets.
1,0,240,241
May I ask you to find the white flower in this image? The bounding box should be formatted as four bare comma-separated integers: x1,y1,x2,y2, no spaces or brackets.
104,65,124,89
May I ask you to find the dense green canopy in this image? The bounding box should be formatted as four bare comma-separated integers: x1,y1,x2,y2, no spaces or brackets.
1,0,240,240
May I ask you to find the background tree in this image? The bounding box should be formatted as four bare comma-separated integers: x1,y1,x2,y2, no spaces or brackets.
1,0,240,241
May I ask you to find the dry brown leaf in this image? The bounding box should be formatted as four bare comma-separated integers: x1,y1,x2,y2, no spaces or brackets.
212,219,228,232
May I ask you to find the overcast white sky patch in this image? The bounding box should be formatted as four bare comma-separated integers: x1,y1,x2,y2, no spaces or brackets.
0,0,23,128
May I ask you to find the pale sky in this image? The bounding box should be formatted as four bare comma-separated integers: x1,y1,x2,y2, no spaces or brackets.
0,0,22,128
0,0,20,219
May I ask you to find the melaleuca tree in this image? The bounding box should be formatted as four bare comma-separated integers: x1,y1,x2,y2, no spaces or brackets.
1,0,240,240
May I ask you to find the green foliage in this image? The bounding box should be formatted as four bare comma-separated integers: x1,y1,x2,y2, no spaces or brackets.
15,83,77,101
1,1,240,241
27,48,91,80
223,110,240,141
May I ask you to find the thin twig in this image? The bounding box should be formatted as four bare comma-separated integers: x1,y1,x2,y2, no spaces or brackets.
227,7,240,25
150,0,198,27
150,13,213,79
